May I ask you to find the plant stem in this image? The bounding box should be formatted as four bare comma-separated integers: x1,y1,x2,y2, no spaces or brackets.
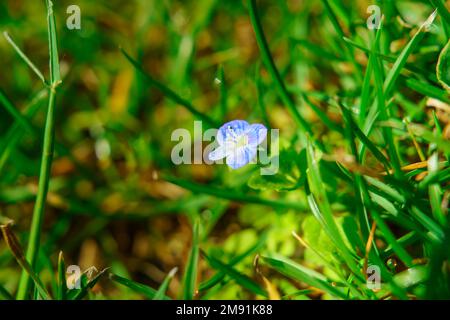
16,88,57,299
16,0,60,299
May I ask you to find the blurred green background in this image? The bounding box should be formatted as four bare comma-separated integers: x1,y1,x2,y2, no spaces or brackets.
0,0,449,300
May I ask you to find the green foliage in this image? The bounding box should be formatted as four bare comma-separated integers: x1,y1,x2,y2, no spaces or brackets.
110,273,169,300
437,40,450,91
0,0,449,301
180,221,200,300
248,150,300,191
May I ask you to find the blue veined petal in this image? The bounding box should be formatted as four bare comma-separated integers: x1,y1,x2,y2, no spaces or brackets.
217,120,249,145
225,145,257,169
245,123,267,146
208,146,228,161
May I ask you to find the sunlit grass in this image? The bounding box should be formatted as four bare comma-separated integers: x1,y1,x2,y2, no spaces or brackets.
0,0,449,300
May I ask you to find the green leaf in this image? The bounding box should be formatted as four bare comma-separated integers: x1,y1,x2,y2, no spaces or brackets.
384,10,437,96
217,64,227,119
68,268,108,300
164,175,307,211
319,0,362,82
109,273,169,300
343,36,437,83
248,150,300,191
17,0,61,299
340,104,391,171
248,173,297,191
57,251,66,300
302,215,336,265
305,138,360,276
261,254,347,299
199,232,268,291
0,89,47,173
153,267,178,300
0,224,51,300
181,220,200,300
437,40,450,91
0,88,36,133
45,0,61,84
428,152,446,226
406,78,450,104
393,265,428,289
303,215,363,263
203,253,267,298
2,32,47,85
429,0,450,38
303,96,344,134
293,38,343,61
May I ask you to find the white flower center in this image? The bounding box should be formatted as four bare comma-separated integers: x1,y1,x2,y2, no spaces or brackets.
225,127,249,149
235,134,248,148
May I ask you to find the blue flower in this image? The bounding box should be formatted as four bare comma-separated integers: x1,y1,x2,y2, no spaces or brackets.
208,120,267,169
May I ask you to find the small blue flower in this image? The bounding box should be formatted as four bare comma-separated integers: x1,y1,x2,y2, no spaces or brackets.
209,120,267,169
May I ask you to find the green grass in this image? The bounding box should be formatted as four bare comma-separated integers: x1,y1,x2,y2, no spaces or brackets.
0,0,449,301
12,0,61,300
180,220,200,300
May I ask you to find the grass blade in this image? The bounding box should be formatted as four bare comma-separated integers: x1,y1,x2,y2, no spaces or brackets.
436,40,450,91
357,182,415,267
429,0,450,38
153,267,178,300
343,36,437,83
121,48,218,127
0,89,35,133
406,78,450,105
1,223,51,300
319,0,362,82
17,0,61,299
203,253,267,298
180,220,200,300
262,254,347,299
109,273,169,300
199,232,267,291
292,38,343,61
247,0,312,136
164,175,307,211
340,104,391,171
67,268,108,300
303,96,344,134
45,0,60,84
217,64,227,120
57,251,66,300
384,10,437,96
305,138,360,276
0,89,47,173
428,152,446,226
2,31,47,85
255,64,271,129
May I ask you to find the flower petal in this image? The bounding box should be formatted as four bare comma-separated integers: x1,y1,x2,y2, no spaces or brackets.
208,146,228,161
217,120,249,145
245,123,267,146
226,146,257,169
